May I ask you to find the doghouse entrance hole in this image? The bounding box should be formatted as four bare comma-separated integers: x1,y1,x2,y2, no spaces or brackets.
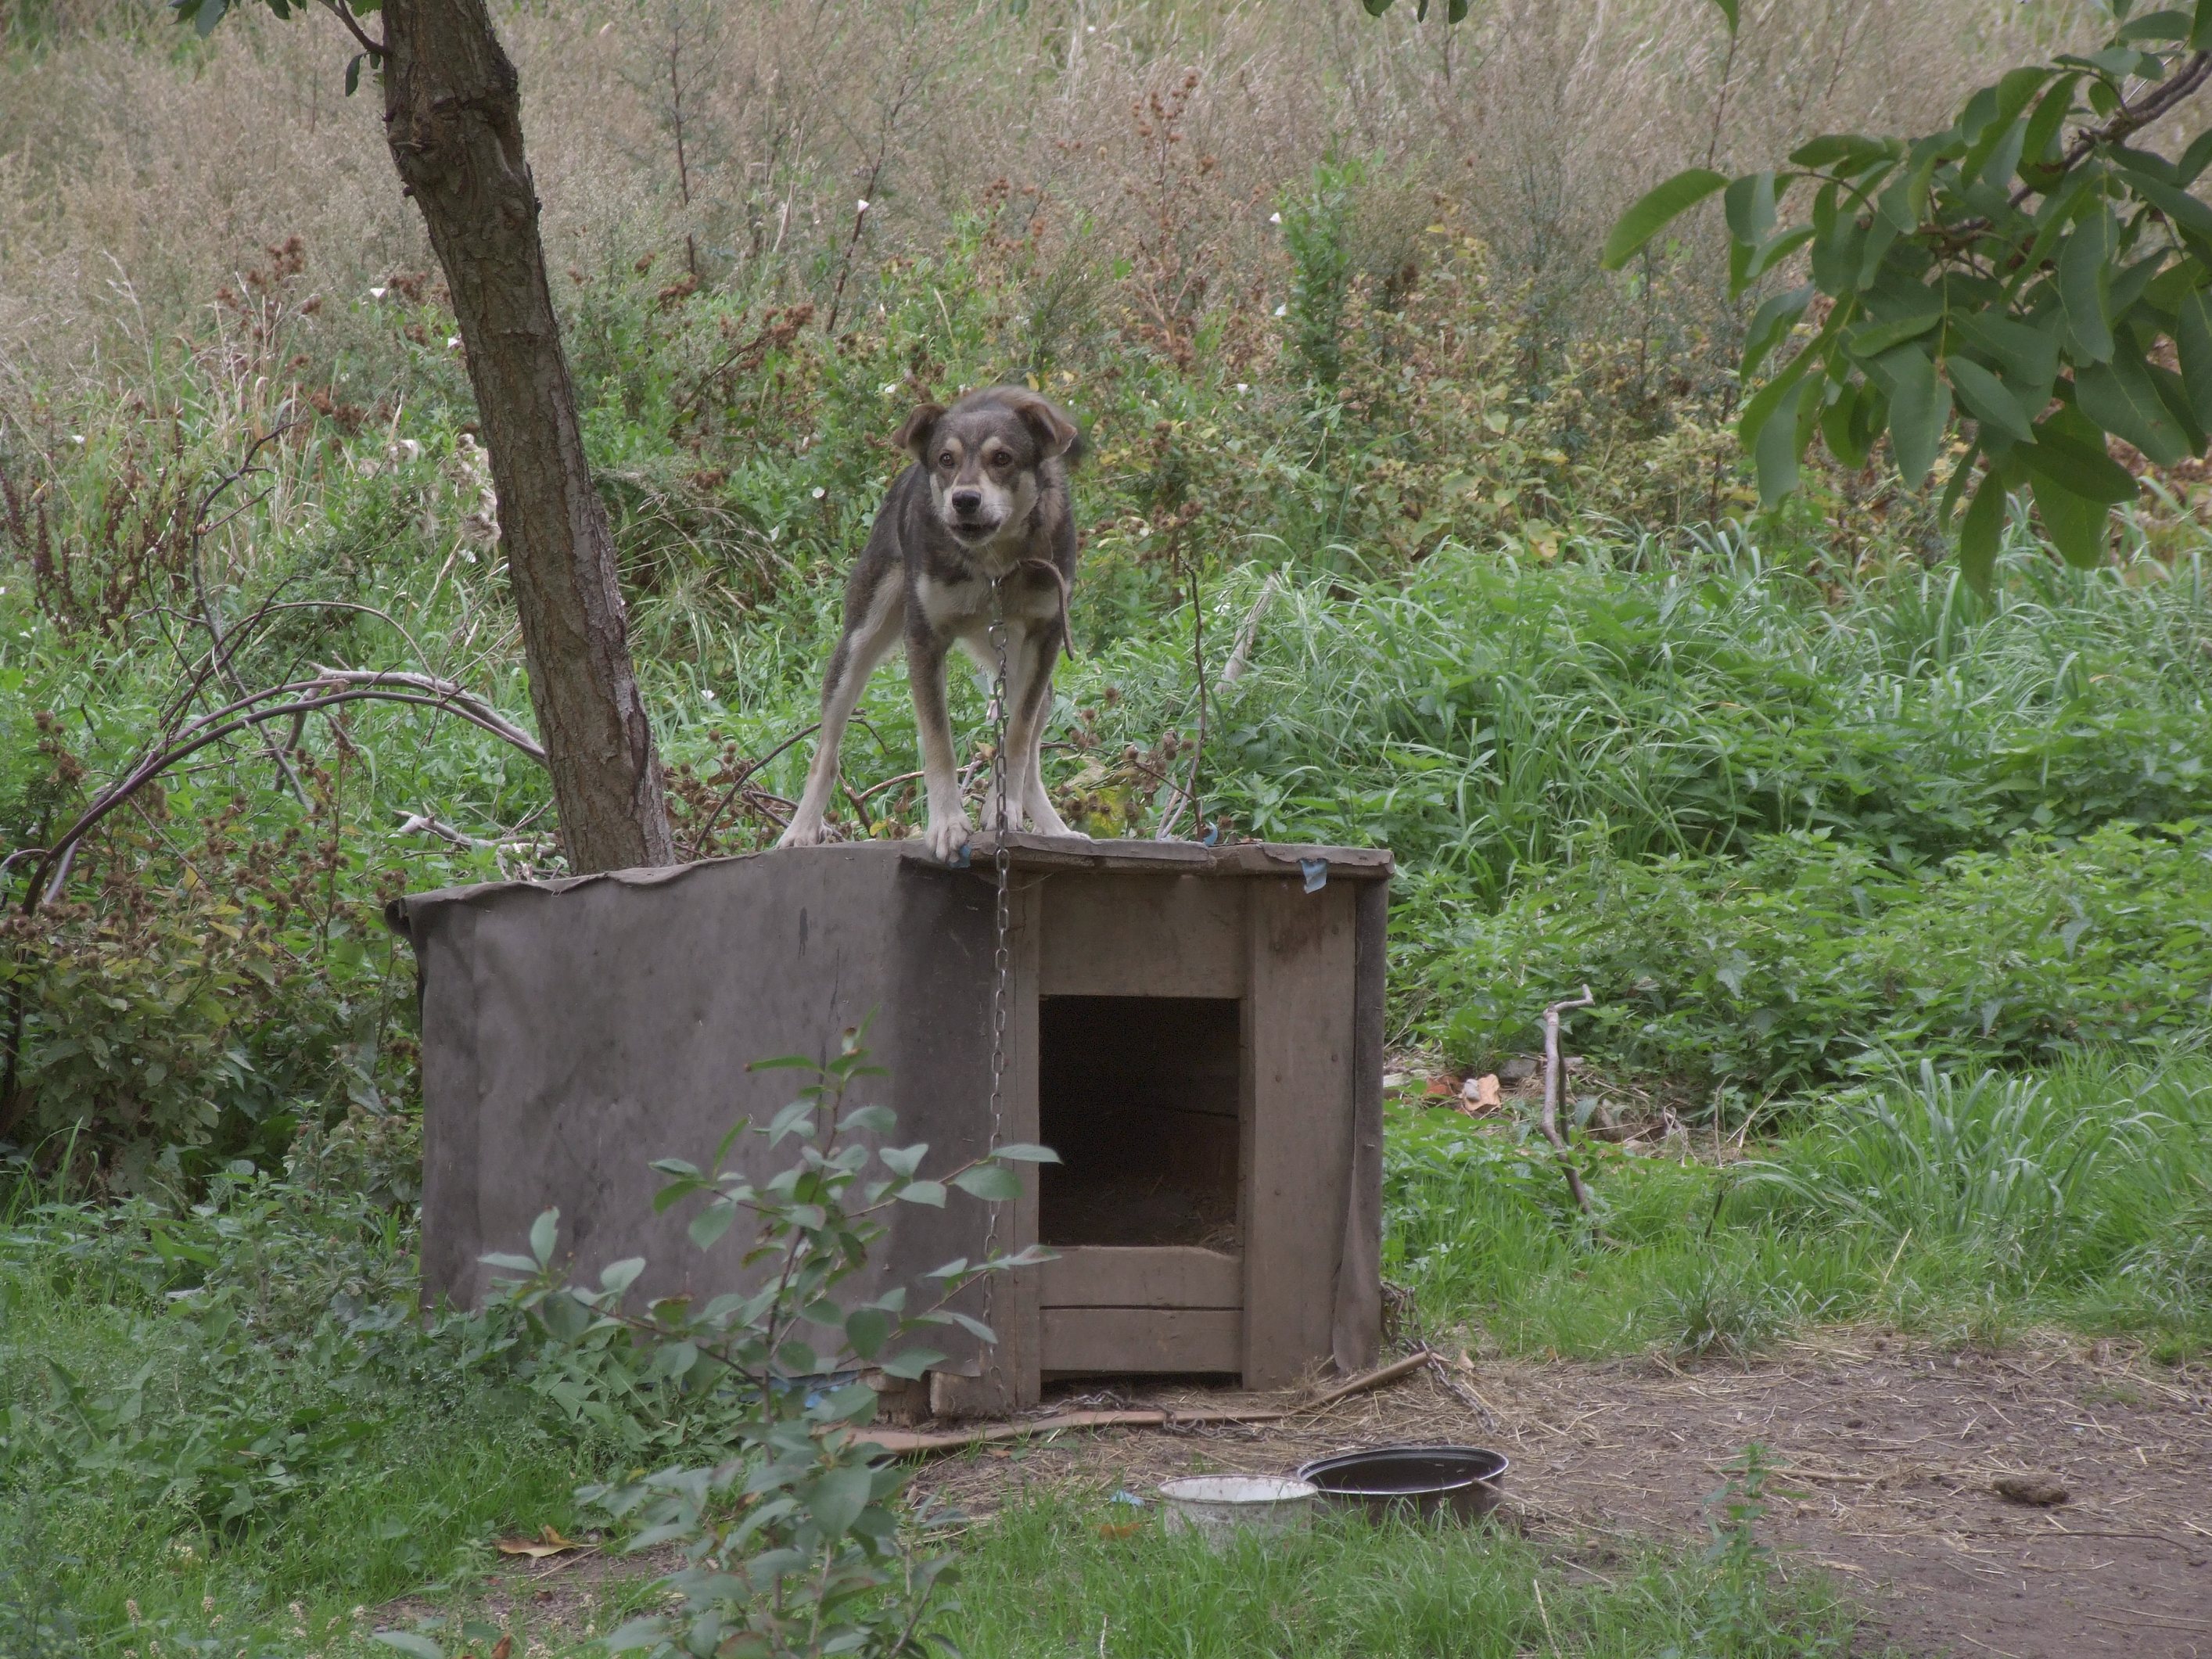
1038,996,1242,1249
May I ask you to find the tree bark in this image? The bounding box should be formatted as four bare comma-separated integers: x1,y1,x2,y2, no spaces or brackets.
379,0,675,873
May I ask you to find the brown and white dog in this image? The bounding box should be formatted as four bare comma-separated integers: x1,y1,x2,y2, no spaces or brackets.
777,386,1086,861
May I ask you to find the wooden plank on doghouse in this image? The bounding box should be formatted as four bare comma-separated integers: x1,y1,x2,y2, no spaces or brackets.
926,866,1044,1420
1040,1307,1244,1374
1039,1246,1242,1309
1037,874,1246,998
1242,876,1359,1388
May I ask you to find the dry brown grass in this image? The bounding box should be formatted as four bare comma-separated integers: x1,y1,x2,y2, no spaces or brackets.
0,0,2089,397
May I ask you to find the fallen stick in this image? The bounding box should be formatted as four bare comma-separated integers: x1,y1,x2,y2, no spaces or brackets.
861,1405,1290,1457
1302,1348,1435,1412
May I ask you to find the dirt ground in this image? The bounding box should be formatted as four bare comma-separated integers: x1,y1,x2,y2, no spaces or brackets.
904,1334,2212,1659
399,1333,2210,1658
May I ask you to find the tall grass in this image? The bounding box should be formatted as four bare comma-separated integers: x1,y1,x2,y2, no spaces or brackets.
1386,1047,2212,1360
0,0,2072,393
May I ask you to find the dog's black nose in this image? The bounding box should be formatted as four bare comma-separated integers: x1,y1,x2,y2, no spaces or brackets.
950,488,982,516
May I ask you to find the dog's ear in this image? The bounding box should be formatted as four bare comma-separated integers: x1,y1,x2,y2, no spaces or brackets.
1004,390,1080,461
894,403,945,461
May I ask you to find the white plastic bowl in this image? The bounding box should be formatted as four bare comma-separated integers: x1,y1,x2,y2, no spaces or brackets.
1157,1475,1318,1546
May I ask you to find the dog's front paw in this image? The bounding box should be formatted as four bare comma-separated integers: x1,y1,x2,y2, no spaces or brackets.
777,816,829,849
924,813,972,864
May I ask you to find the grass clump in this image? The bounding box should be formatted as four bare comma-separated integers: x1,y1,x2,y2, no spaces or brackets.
1386,1047,2212,1360
953,1493,1858,1659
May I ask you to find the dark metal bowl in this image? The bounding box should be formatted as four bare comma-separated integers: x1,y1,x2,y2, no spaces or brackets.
1295,1444,1510,1524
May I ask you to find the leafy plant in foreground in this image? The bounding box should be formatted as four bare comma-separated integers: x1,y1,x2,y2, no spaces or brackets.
478,1029,1055,1659
1607,0,2212,589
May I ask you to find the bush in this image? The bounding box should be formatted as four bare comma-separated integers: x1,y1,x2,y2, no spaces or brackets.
1420,821,2212,1096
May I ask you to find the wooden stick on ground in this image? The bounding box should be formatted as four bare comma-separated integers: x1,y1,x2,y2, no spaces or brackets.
860,1406,1291,1459
1540,986,1597,1216
1303,1348,1435,1412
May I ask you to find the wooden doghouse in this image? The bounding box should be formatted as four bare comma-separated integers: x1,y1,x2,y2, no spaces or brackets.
389,835,1388,1410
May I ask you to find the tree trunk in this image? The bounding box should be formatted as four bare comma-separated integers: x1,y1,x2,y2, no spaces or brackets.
379,0,676,874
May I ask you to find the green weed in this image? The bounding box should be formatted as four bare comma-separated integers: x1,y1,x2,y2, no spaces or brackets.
1385,1047,2212,1359
953,1493,1857,1659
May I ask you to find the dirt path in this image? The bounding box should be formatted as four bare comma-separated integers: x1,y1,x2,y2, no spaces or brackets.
909,1334,2212,1659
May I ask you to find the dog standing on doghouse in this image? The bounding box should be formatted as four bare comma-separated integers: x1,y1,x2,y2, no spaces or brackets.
777,386,1086,861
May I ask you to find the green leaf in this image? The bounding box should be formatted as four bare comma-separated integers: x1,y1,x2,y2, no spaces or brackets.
1876,346,1953,487
603,1618,668,1654
1955,311,2061,392
2119,6,2192,39
1603,169,1729,269
529,1208,559,1267
944,1310,997,1343
1947,357,2038,443
1707,0,1739,30
874,1347,946,1381
1724,171,1778,247
896,1180,947,1207
2031,473,2113,568
1822,379,1876,469
2015,415,2138,504
1848,313,1941,360
844,1305,892,1360
2178,126,2212,185
1955,465,2009,594
1361,0,1395,14
878,1142,928,1177
807,1464,874,1535
950,1164,1024,1201
989,1142,1062,1162
1743,285,1813,379
2020,74,2083,175
2059,206,2117,363
1754,379,1812,506
2178,286,2212,427
598,1256,645,1296
344,52,363,96
1962,69,2052,184
688,1202,737,1251
479,1252,538,1275
2116,170,2212,247
2077,352,2194,464
372,1636,445,1659
1788,134,1889,170
838,1103,896,1136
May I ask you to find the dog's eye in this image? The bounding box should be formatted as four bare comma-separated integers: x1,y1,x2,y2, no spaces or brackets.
937,451,955,469
986,451,1011,469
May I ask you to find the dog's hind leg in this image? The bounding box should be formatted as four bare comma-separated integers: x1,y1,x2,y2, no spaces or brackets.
1006,623,1075,838
777,579,903,848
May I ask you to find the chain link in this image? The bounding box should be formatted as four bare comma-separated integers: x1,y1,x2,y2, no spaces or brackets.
982,577,1013,1407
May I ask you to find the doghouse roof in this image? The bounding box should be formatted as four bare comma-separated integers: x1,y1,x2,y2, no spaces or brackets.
383,835,1392,938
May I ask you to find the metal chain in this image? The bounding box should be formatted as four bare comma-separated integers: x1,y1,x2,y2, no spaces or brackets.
982,577,1013,1406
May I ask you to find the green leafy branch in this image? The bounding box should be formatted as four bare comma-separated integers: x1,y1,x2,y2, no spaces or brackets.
171,0,385,94
479,1025,1055,1659
1604,0,2212,590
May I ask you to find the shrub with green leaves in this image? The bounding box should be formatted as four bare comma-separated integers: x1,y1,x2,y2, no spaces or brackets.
1607,0,2212,588
1418,819,2212,1093
485,1030,1054,1659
